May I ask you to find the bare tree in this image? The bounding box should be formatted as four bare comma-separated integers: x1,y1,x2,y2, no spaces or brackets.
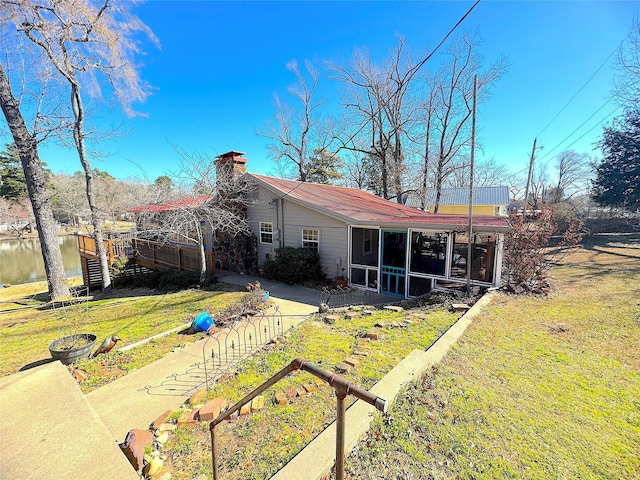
550,150,592,203
424,32,507,212
134,150,255,283
329,38,419,201
0,64,71,299
613,16,640,109
3,0,157,292
259,60,336,182
50,172,86,226
450,156,511,188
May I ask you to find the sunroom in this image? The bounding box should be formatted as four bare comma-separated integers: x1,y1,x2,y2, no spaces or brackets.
348,226,503,297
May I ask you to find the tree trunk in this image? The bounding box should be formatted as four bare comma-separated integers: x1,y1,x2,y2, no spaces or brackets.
434,154,444,213
0,65,71,300
70,83,112,292
394,132,403,203
196,226,207,284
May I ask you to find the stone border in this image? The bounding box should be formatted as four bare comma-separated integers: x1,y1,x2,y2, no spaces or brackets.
270,291,497,480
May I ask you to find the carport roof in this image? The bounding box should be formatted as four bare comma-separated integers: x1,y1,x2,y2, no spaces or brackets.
249,174,509,232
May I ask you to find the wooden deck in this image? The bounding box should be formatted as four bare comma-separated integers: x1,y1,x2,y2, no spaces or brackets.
77,234,215,289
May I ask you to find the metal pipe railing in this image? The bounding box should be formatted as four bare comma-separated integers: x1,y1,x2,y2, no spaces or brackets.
209,357,388,480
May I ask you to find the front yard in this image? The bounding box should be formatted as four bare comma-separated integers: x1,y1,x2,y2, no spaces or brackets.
0,283,249,388
339,235,640,479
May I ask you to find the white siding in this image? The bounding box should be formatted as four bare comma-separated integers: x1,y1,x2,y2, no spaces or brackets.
246,185,348,279
246,186,279,265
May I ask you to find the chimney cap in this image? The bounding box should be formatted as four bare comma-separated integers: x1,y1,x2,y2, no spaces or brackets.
216,150,247,163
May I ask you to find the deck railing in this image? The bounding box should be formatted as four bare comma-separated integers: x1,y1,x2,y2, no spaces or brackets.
131,238,215,272
77,233,133,261
209,358,387,480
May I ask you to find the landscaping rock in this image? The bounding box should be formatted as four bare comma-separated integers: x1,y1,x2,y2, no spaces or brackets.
336,362,353,373
143,457,163,478
451,303,469,312
344,312,359,320
285,388,297,399
155,423,176,433
176,408,199,425
362,309,376,316
295,387,307,397
120,429,153,471
151,471,172,480
365,332,379,340
344,357,360,368
151,410,173,430
199,397,228,422
187,389,207,406
251,395,265,411
303,383,317,394
383,305,404,312
275,390,288,405
71,369,87,382
323,314,339,324
240,403,251,415
155,431,169,446
353,350,368,357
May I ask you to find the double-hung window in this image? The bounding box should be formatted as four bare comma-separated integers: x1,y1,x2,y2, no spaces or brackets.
260,222,273,244
302,229,319,253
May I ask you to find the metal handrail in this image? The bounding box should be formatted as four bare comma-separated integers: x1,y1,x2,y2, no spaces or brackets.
209,357,388,480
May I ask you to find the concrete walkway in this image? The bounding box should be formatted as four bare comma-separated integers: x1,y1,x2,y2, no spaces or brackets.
0,274,406,479
87,273,400,441
86,295,318,441
0,361,138,480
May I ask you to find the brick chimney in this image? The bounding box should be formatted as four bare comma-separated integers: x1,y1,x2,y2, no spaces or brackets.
215,151,248,181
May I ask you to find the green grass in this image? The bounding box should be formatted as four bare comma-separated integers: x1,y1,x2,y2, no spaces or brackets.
0,284,248,386
165,307,459,480
342,238,640,479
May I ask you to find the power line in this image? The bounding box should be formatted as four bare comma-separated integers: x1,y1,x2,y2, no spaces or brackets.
536,40,622,138
274,0,482,200
538,98,613,161
545,107,618,158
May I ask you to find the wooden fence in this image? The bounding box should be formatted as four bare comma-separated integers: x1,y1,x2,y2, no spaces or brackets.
131,238,215,273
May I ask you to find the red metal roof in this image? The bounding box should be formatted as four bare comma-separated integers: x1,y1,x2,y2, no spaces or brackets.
249,174,509,231
128,195,214,212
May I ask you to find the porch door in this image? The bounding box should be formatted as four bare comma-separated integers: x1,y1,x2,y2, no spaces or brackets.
381,230,407,296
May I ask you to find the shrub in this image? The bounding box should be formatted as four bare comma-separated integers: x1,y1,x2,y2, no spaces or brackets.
263,246,326,285
503,204,582,294
113,270,200,292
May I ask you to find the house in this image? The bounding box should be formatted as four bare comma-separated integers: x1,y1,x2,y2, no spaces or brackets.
129,151,511,298
403,186,511,216
236,158,509,298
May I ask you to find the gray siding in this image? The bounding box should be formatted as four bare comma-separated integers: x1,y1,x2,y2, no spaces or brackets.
246,185,348,279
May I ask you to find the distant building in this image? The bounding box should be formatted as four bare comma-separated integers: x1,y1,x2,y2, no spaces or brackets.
403,186,510,216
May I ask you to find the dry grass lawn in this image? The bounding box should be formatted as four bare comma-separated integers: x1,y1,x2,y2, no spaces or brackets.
342,235,639,479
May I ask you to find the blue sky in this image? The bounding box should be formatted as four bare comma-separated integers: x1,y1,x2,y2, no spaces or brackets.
12,1,640,183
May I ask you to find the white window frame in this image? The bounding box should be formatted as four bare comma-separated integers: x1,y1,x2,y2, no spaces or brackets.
302,228,319,253
260,222,273,244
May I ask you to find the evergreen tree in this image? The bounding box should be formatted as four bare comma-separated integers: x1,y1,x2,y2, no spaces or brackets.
592,110,640,209
0,143,27,200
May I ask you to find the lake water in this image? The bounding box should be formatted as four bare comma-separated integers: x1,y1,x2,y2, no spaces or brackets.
0,236,82,286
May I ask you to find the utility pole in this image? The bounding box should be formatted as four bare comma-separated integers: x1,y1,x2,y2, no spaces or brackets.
523,137,537,216
466,74,477,294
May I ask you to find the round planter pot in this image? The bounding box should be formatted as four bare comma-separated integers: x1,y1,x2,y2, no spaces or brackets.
49,333,97,365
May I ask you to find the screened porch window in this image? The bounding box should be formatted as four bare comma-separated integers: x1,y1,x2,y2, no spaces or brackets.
409,231,447,276
450,233,496,282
